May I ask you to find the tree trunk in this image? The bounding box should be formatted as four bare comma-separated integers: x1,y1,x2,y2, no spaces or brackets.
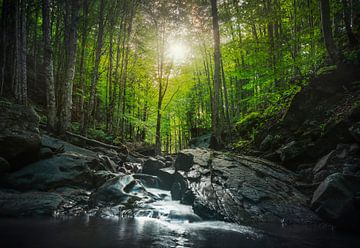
319,0,341,63
58,0,80,134
15,0,28,105
342,0,358,45
86,0,105,134
210,0,222,148
42,0,56,130
79,0,89,135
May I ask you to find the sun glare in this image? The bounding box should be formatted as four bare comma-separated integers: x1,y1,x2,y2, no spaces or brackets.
167,41,189,64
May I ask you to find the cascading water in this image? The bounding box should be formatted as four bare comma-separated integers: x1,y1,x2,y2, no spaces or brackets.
134,187,202,223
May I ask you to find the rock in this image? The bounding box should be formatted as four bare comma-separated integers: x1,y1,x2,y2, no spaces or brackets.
143,157,166,172
2,137,101,191
311,173,360,229
259,134,273,151
313,151,335,174
189,134,211,148
174,149,212,172
171,149,320,225
123,162,141,173
90,175,154,207
93,170,120,188
349,122,360,142
0,102,41,169
0,190,64,217
133,173,161,188
312,144,360,183
39,147,53,159
0,157,11,174
142,157,175,189
165,155,174,162
155,155,165,162
277,140,310,164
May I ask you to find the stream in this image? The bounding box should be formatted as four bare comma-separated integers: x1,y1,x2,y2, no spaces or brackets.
1,187,360,248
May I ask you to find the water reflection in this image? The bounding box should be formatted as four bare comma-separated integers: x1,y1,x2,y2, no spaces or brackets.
1,217,360,248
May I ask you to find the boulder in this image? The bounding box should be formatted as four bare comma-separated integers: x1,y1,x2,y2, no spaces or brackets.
143,157,166,172
277,140,310,165
349,122,360,142
89,175,154,207
93,170,120,188
0,190,64,217
189,134,211,148
312,144,360,183
1,136,101,191
142,157,175,189
0,102,41,169
0,157,11,174
171,149,320,225
311,173,360,229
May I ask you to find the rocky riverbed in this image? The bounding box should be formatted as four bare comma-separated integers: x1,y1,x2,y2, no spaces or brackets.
1,101,360,248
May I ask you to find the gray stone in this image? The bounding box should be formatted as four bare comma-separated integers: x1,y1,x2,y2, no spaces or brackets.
90,175,154,207
0,102,41,168
349,122,360,142
0,191,64,217
171,149,320,225
2,138,100,190
0,157,11,174
311,173,360,229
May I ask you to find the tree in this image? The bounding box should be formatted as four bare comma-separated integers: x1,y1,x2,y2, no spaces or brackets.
210,0,222,148
58,0,81,134
85,0,106,134
42,0,56,130
319,0,341,63
14,0,27,105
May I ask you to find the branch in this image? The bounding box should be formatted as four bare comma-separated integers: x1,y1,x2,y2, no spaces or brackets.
65,131,128,154
163,86,180,111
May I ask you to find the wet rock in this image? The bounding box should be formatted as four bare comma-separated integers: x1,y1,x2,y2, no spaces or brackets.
143,157,166,172
277,140,310,165
123,162,142,173
311,173,360,229
259,134,273,151
0,102,41,169
189,134,211,148
39,147,53,159
0,157,11,174
93,170,120,188
349,122,360,142
175,151,194,172
0,190,64,217
312,144,360,183
90,175,154,207
2,138,100,190
133,173,161,188
171,149,319,225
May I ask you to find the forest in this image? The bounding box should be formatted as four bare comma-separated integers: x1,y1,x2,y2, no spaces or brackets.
2,0,358,153
1,0,360,247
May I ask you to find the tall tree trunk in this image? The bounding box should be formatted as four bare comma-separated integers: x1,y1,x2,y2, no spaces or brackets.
319,0,341,63
79,0,89,135
15,0,27,105
58,0,80,134
42,0,56,130
86,0,105,134
121,3,135,136
0,0,8,96
342,0,358,45
210,0,222,148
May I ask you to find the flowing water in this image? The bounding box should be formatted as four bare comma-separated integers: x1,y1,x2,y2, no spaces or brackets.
1,188,359,248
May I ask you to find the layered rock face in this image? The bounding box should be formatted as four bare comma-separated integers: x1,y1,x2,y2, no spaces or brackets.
170,149,320,225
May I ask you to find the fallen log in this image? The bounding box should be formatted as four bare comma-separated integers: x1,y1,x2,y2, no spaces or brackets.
65,131,128,154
